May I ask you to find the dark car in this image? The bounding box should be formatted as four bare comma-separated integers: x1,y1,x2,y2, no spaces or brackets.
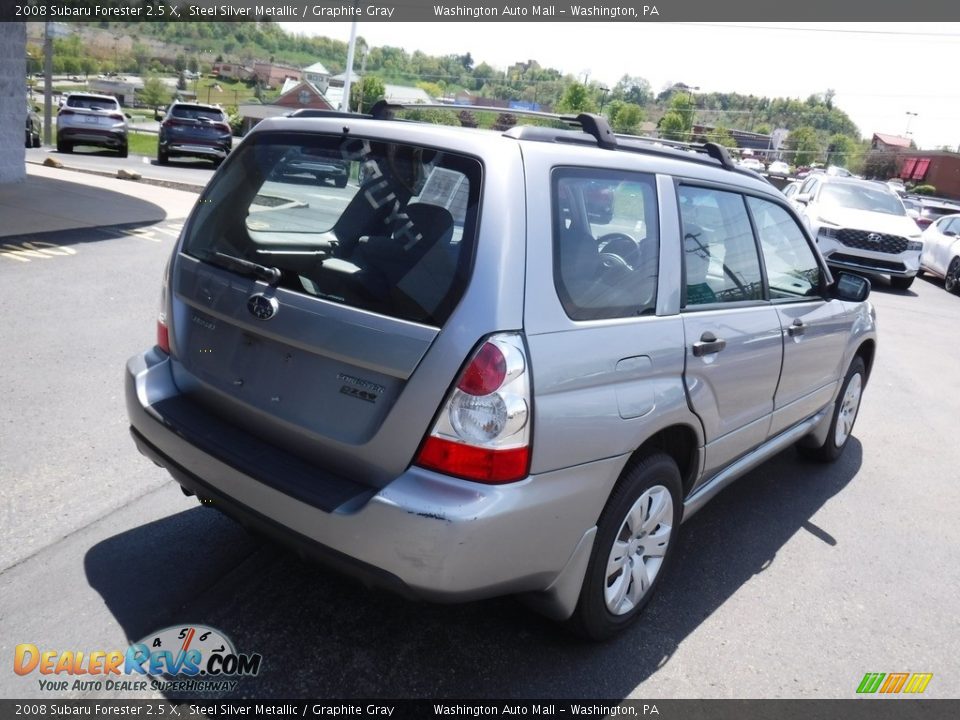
268,147,350,188
26,101,41,148
157,102,232,165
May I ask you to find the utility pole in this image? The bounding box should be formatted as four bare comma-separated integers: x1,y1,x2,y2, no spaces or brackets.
342,19,358,112
43,22,53,146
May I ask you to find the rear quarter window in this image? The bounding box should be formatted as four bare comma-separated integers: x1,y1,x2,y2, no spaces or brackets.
552,168,659,320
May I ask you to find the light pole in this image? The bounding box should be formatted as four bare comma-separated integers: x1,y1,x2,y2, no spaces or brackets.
598,86,609,114
905,111,918,137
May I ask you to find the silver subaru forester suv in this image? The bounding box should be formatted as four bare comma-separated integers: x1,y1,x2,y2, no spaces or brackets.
126,107,877,639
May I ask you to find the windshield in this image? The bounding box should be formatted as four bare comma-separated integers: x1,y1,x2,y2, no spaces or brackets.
818,183,906,216
171,105,225,122
67,96,119,111
182,132,482,327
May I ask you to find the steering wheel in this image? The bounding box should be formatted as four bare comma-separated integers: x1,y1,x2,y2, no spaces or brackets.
598,233,639,271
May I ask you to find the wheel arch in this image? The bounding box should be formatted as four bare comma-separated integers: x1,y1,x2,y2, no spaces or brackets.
619,423,701,505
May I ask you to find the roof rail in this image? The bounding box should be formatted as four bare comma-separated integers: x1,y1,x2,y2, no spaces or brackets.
365,101,618,148
282,103,748,176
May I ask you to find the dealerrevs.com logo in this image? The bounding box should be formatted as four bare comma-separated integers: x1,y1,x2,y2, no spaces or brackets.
14,625,262,694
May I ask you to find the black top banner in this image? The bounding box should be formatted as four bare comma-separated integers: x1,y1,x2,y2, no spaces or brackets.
4,0,960,22
0,700,957,720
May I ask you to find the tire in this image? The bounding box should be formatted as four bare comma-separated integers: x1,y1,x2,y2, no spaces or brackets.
799,356,866,463
334,175,348,188
568,453,682,641
32,133,41,148
118,144,128,159
157,150,168,165
57,139,72,154
890,275,914,290
945,258,960,294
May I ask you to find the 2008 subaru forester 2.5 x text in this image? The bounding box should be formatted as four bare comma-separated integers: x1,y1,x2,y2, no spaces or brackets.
126,106,877,640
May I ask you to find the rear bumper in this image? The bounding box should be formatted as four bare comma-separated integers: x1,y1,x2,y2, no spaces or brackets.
160,135,231,159
125,349,617,611
58,127,126,147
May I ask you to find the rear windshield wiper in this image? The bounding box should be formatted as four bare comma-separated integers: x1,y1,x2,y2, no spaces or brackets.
199,251,282,285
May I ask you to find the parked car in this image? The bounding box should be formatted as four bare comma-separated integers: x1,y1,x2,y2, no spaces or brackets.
56,93,128,157
267,147,351,188
886,178,907,195
902,195,960,230
125,109,876,640
737,156,764,173
792,174,922,289
919,213,960,293
767,160,791,177
781,180,802,202
157,102,232,165
25,101,41,148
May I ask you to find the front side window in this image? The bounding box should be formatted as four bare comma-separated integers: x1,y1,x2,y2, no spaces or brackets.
552,169,659,320
183,132,481,326
748,197,822,299
679,186,764,307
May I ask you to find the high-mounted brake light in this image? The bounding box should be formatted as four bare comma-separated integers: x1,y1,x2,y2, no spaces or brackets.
415,334,531,484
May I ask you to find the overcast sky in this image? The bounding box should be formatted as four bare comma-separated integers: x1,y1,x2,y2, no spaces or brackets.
280,21,960,150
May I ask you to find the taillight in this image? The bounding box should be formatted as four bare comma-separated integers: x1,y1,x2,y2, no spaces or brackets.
414,333,531,484
214,122,231,134
916,218,932,229
109,112,124,121
156,260,170,354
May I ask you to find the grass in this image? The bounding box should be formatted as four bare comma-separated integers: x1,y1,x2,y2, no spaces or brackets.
127,130,158,157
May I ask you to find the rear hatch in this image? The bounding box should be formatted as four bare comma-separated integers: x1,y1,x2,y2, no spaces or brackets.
62,95,123,128
164,104,229,144
168,126,484,488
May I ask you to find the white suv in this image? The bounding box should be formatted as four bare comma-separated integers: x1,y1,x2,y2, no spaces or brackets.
793,175,922,290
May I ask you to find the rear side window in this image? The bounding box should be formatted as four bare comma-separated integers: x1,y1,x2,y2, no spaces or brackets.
183,132,481,327
552,168,659,320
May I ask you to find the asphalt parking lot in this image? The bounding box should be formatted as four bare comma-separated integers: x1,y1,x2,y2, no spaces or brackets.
1,168,958,701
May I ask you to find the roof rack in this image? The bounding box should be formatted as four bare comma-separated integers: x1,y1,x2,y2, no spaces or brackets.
367,101,618,148
283,102,744,175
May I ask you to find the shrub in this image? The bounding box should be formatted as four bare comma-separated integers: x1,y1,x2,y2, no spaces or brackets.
911,184,937,196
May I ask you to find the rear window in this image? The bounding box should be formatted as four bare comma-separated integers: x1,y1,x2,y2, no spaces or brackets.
171,105,226,122
182,132,482,327
66,96,118,111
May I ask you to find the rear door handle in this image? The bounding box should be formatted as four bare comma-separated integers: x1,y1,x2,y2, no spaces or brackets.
692,332,727,357
787,319,806,337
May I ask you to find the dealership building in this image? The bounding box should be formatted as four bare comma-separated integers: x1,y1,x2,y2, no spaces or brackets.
1,23,27,185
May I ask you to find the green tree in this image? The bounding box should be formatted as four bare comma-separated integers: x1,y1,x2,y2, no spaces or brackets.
658,112,688,141
174,54,187,73
350,76,385,113
140,74,170,109
609,102,644,134
787,126,821,167
557,82,596,113
826,133,856,168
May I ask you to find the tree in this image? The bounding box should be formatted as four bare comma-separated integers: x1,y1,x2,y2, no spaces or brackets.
177,73,187,92
140,74,170,109
350,76,385,113
609,103,644,134
612,74,652,106
826,133,857,168
188,57,199,74
458,110,478,128
174,54,187,73
557,82,596,113
658,112,688,141
787,126,821,167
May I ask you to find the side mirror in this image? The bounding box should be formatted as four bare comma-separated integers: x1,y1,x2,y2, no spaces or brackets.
125,113,132,120
794,193,812,205
831,272,871,302
33,105,40,112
